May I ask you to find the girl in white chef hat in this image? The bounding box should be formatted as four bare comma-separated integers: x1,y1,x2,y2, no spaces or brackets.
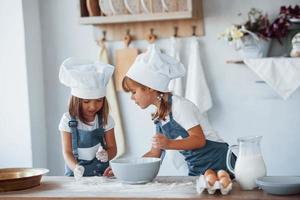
58,57,117,180
122,45,236,176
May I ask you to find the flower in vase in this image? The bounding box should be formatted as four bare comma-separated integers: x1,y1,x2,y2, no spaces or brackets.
219,8,270,45
219,25,245,44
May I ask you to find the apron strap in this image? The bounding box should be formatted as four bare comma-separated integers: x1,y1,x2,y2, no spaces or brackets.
153,93,174,162
97,114,106,148
167,94,174,120
68,116,79,160
154,111,167,162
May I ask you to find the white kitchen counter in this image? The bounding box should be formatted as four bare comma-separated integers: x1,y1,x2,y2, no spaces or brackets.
0,176,300,200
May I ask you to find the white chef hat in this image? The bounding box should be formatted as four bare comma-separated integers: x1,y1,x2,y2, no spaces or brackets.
59,57,114,99
126,44,185,92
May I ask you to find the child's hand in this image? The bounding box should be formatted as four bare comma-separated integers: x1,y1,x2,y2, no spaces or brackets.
96,145,108,162
74,164,85,181
152,133,169,149
103,166,114,177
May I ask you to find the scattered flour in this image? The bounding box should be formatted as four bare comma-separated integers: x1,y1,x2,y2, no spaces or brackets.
63,176,196,193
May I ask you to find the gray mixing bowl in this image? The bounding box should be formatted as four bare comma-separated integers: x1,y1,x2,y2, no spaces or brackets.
110,157,161,184
256,176,300,195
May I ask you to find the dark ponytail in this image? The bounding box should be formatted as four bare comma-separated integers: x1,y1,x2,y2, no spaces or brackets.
152,92,171,121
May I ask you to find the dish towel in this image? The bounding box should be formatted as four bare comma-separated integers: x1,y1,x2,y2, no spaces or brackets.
185,37,213,113
168,37,213,113
98,42,125,157
169,36,185,97
244,58,300,99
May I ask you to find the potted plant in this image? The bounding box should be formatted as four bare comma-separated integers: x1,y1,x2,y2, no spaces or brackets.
219,8,272,59
263,5,300,44
219,7,296,59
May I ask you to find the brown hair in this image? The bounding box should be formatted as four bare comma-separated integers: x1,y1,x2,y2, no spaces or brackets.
122,76,171,121
68,96,109,126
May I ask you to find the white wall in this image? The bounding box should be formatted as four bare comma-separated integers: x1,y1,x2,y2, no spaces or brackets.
0,0,32,167
23,0,47,168
38,0,300,176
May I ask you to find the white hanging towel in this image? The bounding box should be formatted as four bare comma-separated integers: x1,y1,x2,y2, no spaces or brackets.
169,37,185,97
185,37,213,113
244,58,300,100
169,37,213,113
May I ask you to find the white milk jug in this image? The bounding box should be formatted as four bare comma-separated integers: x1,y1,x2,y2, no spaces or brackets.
226,136,266,190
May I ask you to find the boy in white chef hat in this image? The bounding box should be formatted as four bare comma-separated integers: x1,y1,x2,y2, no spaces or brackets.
58,57,117,180
122,44,235,176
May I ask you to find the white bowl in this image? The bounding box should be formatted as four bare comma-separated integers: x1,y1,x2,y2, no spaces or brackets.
110,157,161,184
256,176,300,195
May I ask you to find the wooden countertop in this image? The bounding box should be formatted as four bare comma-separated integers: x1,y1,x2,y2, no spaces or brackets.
0,176,300,200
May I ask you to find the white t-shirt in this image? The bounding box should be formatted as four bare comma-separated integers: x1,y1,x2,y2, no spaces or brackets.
58,113,115,161
160,95,223,143
58,112,115,133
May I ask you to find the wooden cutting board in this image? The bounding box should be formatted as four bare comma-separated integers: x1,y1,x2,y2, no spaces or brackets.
115,36,138,91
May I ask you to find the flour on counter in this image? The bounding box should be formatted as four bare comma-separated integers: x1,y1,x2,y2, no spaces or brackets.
63,176,196,193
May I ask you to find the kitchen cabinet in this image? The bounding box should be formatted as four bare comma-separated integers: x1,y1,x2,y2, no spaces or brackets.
1,176,300,200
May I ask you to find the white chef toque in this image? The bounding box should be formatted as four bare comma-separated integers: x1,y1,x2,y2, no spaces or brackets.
59,57,114,99
126,44,185,92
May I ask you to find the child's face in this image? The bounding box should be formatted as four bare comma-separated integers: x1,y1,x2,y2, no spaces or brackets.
129,85,155,109
81,98,103,120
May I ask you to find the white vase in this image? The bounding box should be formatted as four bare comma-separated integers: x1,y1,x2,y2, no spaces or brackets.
236,35,271,59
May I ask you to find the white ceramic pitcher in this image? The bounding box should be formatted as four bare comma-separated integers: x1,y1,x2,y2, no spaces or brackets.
226,136,267,190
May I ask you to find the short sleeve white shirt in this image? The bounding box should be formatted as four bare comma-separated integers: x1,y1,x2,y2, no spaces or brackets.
58,112,115,133
160,95,223,143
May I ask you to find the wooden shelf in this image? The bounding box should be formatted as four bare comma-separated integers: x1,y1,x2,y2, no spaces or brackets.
79,0,204,41
226,60,244,64
79,11,198,25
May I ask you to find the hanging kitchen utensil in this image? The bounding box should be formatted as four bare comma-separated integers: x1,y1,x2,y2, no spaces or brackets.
115,31,139,91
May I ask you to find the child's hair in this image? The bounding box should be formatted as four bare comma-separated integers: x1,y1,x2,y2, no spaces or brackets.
68,96,109,126
122,76,171,121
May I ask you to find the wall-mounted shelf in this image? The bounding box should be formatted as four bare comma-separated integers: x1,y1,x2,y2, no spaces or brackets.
79,11,198,24
79,0,204,41
226,60,244,64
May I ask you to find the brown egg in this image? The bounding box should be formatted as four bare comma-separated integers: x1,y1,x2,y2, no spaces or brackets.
217,169,230,179
219,176,231,188
204,169,218,186
204,169,215,176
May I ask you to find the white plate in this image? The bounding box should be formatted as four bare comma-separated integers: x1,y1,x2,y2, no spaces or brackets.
109,0,128,15
289,18,300,23
141,0,163,13
256,176,300,195
99,0,113,16
124,0,141,14
162,0,187,12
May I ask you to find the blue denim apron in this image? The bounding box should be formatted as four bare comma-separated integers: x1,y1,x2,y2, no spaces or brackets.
65,115,109,176
154,95,236,176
